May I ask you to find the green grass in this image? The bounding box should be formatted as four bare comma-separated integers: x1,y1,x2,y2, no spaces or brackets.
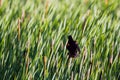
0,0,120,80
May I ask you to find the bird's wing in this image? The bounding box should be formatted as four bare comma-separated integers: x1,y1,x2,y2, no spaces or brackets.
66,43,70,49
75,41,80,52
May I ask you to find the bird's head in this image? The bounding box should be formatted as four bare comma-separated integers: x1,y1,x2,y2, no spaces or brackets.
68,35,73,41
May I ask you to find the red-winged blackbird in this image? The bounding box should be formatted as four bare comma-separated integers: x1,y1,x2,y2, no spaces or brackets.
66,35,80,58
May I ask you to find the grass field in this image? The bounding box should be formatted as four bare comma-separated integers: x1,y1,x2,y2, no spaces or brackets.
0,0,120,80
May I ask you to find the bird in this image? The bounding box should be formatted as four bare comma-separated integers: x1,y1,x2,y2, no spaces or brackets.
66,35,80,58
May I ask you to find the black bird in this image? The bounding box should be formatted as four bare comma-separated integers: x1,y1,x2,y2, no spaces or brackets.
66,35,80,58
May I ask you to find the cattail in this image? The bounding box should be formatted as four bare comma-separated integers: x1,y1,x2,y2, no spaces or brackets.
21,9,25,22
45,0,50,17
43,56,47,69
105,0,108,5
50,39,54,54
84,0,88,4
0,0,2,6
43,56,47,79
17,18,21,41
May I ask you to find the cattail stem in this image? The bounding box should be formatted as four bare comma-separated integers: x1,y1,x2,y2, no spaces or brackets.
0,0,2,6
25,49,29,75
45,0,49,17
105,0,108,5
43,56,47,79
21,9,25,22
18,18,21,41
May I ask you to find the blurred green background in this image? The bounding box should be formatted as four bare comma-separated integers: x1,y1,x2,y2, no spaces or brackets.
0,0,120,80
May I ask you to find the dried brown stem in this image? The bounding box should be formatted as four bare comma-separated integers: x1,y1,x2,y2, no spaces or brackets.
17,18,21,41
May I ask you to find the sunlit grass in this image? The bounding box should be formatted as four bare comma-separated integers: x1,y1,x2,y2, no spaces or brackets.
0,0,120,80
